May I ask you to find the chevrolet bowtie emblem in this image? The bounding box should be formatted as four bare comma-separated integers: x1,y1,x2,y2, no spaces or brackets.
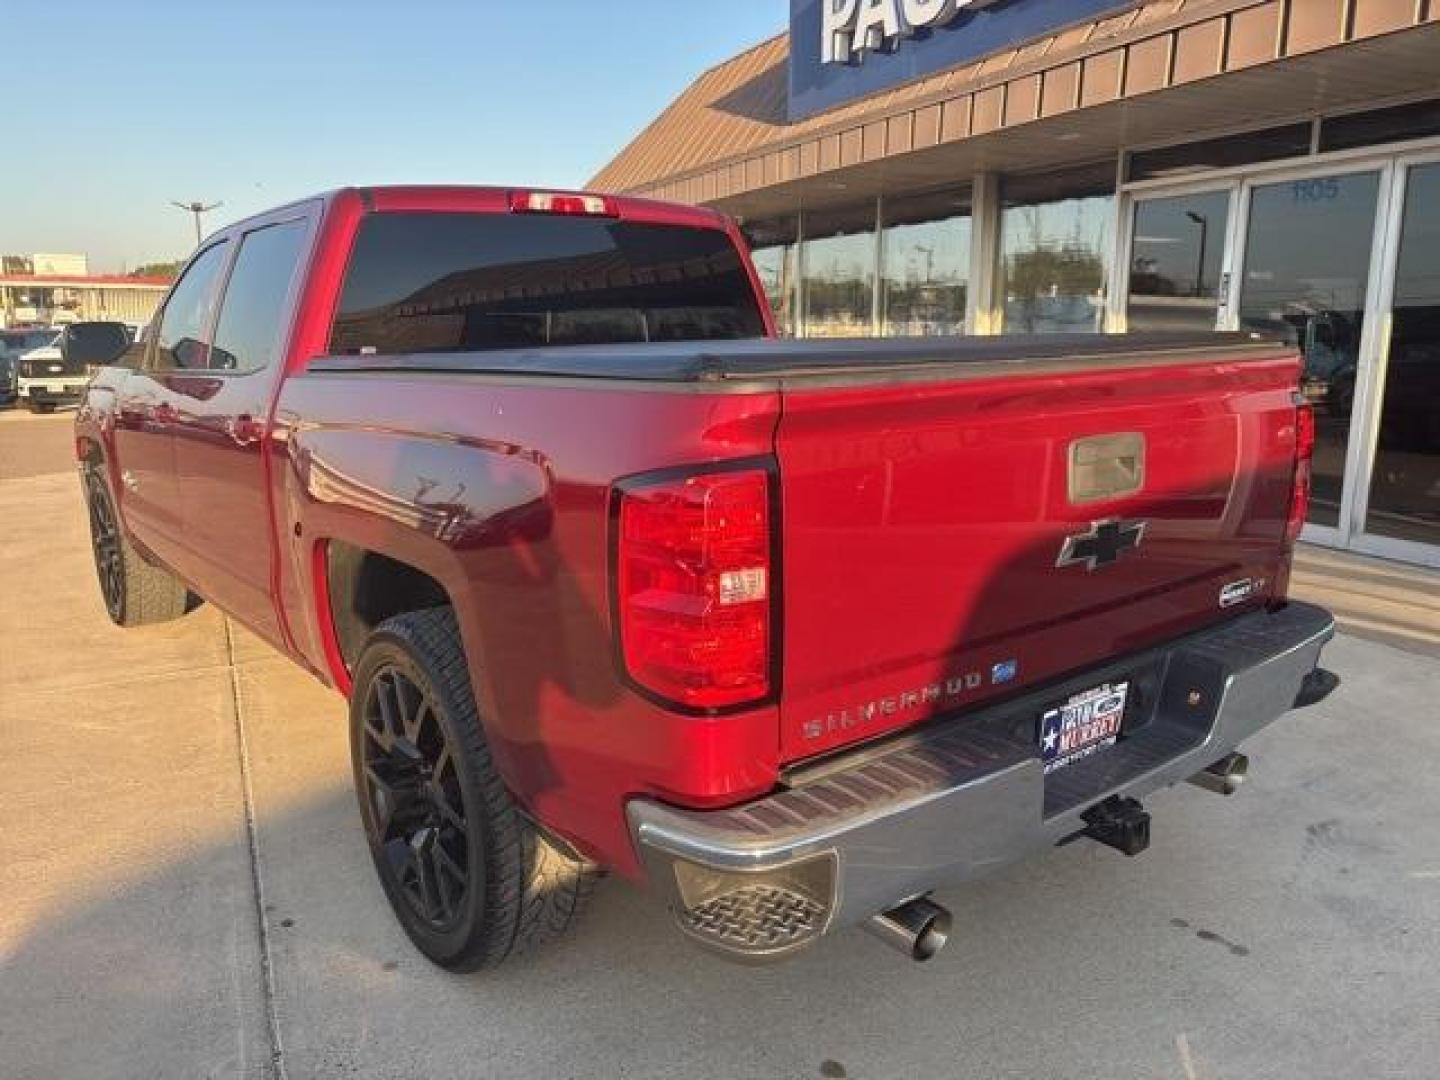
1056,519,1147,571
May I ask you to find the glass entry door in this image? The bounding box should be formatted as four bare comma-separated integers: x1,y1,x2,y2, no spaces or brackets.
1237,170,1383,533
1362,160,1440,553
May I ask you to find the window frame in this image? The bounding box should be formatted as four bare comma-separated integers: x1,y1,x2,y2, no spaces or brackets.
147,239,233,373
205,215,314,377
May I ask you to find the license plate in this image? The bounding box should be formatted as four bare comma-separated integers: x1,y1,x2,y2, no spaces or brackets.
1038,681,1129,775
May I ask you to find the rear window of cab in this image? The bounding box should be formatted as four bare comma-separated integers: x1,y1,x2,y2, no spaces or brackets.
329,211,766,355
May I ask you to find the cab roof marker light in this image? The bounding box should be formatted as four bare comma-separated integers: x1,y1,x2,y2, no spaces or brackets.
509,190,618,217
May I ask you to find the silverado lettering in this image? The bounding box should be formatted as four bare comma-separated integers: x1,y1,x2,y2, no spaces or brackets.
804,671,990,741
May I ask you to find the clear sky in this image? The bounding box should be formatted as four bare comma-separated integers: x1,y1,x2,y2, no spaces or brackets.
4,0,783,272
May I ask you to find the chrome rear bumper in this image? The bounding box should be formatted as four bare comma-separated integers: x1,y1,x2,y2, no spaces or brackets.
628,602,1337,963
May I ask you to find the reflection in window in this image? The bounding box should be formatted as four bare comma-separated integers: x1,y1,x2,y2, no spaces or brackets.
210,220,307,373
1127,191,1229,332
1000,169,1112,334
1366,162,1440,546
802,204,876,338
1127,124,1312,183
882,188,970,336
330,213,765,354
154,241,229,371
744,218,798,336
1239,171,1381,528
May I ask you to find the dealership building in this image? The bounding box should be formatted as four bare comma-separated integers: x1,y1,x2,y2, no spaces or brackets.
0,273,170,328
593,0,1440,565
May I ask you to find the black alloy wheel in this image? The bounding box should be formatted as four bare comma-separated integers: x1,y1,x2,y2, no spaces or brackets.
359,662,473,933
85,471,125,621
349,607,598,971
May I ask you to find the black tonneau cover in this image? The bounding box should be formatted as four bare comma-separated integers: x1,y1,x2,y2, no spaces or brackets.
306,331,1290,385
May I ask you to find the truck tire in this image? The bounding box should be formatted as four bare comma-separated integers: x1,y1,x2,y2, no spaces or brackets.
83,468,194,626
349,606,598,971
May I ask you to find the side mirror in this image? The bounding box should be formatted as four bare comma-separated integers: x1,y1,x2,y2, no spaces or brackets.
61,321,133,369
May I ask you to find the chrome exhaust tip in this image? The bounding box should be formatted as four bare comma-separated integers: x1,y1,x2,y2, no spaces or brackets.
864,897,952,962
1188,752,1249,796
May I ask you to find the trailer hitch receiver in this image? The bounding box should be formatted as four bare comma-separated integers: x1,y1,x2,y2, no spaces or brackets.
1080,796,1151,857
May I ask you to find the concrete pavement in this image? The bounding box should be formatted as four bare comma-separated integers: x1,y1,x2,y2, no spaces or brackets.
3,410,1440,1079
0,405,82,481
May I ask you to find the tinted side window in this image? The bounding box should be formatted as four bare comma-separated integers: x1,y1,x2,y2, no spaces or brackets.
154,242,229,371
329,212,766,355
209,220,308,373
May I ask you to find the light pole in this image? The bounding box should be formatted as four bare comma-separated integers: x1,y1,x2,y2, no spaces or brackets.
171,200,222,247
1185,210,1208,298
913,243,935,283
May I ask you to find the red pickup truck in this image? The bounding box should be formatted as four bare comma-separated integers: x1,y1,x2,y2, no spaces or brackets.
75,186,1338,970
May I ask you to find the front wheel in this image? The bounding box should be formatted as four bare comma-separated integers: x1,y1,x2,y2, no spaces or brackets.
83,468,194,626
350,606,598,971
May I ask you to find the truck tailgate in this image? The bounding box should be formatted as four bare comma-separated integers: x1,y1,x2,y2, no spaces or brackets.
774,350,1302,763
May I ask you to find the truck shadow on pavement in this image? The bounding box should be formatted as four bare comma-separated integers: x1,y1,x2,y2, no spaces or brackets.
4,782,1147,1079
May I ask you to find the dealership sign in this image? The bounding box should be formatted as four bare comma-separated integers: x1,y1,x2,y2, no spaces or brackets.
821,0,1002,64
790,0,1130,120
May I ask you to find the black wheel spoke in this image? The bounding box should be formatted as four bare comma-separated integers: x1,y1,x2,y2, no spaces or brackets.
364,712,391,752
364,763,418,839
431,747,466,828
382,836,412,879
411,828,445,921
375,675,401,742
430,842,463,920
399,683,424,743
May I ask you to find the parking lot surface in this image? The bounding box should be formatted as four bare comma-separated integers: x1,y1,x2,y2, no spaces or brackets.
3,410,1439,1079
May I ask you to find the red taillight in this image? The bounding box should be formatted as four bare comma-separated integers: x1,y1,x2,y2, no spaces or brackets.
1286,403,1315,545
508,190,617,217
615,467,773,711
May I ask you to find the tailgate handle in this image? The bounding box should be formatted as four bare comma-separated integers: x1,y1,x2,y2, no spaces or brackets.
1069,432,1145,504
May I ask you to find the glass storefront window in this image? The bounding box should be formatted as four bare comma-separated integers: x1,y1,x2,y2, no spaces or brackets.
743,218,799,336
1365,162,1440,547
1238,171,1381,529
880,188,971,336
1127,190,1230,332
1000,168,1113,334
802,203,877,338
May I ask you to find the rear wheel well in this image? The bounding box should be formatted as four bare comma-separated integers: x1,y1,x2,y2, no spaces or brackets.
325,541,451,670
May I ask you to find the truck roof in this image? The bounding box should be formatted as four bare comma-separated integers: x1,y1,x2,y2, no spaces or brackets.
211,185,733,243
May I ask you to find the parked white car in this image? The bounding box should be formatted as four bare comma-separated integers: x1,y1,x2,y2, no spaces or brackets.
16,323,130,413
1,329,60,406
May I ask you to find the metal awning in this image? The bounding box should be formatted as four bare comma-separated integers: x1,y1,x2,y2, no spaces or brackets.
590,0,1440,220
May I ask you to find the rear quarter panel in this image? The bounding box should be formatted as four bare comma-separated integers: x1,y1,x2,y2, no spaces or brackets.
271,373,781,875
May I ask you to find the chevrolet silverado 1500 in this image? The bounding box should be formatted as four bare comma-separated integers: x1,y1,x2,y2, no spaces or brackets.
75,186,1338,970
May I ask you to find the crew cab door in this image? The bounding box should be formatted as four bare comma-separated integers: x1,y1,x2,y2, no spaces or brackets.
170,214,312,649
112,240,230,563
